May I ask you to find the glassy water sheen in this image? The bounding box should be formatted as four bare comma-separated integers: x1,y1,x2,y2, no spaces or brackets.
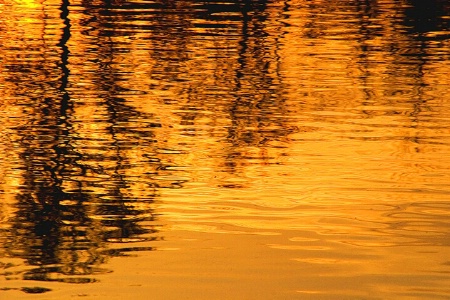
0,0,449,299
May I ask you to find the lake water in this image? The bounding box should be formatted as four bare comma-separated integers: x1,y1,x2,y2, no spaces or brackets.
1,0,449,299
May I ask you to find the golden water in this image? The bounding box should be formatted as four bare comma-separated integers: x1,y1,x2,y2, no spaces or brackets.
1,0,449,299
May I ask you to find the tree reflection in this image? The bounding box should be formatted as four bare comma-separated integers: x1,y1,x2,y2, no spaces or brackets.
1,0,169,285
404,0,450,39
143,0,296,175
1,0,448,289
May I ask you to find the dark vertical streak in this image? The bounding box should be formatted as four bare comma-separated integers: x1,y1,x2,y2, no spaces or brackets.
58,0,71,117
55,0,73,189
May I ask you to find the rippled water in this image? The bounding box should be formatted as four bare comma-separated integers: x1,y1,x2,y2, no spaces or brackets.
1,0,449,299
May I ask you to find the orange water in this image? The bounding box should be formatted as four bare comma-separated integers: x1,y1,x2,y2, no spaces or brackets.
1,0,450,299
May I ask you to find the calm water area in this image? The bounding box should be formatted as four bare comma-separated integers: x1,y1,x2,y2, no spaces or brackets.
1,0,450,299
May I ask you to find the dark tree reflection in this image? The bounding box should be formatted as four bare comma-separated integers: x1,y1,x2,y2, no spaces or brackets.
1,0,170,285
404,0,450,39
1,0,447,291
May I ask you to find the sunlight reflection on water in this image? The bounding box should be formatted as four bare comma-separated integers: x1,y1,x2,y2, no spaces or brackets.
0,0,450,299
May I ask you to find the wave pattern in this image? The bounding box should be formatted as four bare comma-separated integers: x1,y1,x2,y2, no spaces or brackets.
0,0,449,298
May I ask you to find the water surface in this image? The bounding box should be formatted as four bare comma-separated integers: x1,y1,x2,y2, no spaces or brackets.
1,0,450,299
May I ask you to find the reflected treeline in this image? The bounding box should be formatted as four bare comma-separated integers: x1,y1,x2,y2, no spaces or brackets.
75,0,297,175
352,0,449,132
0,0,449,288
0,0,180,286
404,0,450,39
277,0,450,145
